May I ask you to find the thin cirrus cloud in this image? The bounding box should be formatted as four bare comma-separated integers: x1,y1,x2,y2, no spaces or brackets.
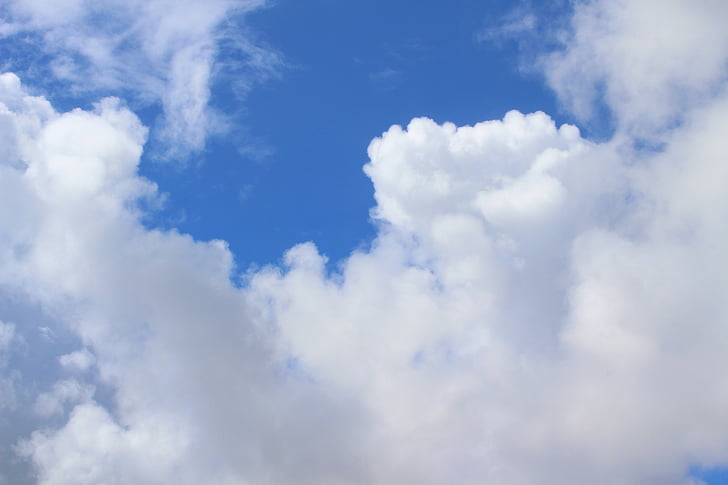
0,0,280,156
1,1,728,484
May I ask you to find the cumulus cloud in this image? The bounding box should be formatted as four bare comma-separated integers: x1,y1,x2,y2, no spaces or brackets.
0,0,280,155
247,89,728,484
0,71,364,485
1,1,728,484
33,379,94,417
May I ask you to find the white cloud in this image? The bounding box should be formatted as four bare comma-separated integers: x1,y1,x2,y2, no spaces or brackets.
246,89,728,483
1,1,728,484
17,402,189,484
33,379,94,417
544,0,728,137
1,72,365,485
58,348,95,373
0,0,279,155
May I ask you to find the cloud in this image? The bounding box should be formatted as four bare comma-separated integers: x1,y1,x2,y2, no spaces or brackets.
1,1,728,484
474,1,570,65
544,0,728,137
0,0,280,156
476,8,538,45
248,88,728,484
0,72,365,485
58,348,95,373
369,68,403,92
33,379,94,417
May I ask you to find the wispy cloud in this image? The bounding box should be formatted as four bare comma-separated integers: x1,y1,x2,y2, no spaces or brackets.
368,67,403,91
476,9,538,45
0,0,280,157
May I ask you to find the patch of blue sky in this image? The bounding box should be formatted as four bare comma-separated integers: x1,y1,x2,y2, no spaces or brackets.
691,466,728,485
0,33,80,109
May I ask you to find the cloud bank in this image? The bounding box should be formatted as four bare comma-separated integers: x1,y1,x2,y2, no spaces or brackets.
1,0,728,484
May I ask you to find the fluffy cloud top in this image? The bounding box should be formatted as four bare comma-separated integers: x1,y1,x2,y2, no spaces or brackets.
1,1,728,484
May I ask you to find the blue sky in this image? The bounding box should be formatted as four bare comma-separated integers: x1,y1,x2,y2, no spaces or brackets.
2,1,728,484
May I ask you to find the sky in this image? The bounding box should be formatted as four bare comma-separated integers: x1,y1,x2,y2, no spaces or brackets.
1,1,728,484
